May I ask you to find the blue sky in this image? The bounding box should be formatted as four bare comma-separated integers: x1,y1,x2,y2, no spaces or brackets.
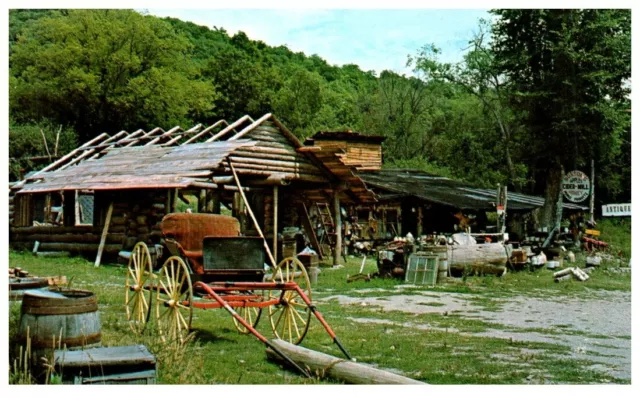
145,9,491,76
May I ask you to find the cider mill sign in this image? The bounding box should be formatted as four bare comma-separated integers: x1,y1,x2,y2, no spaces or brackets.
562,170,590,203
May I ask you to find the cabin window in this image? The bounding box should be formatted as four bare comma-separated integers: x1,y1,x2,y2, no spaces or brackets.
75,190,94,226
31,193,64,226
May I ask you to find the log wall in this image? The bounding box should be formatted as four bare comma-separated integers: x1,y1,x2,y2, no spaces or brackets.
10,189,169,261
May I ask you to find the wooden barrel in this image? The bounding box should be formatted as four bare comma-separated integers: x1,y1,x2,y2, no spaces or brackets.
19,289,101,351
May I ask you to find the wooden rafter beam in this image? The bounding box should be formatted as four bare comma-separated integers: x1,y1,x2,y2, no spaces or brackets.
227,113,272,141
205,115,254,143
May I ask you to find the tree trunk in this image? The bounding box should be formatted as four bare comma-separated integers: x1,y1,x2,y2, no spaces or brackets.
539,165,564,229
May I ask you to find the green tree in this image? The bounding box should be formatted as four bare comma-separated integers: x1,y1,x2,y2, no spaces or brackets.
491,9,631,226
272,68,324,137
10,9,217,140
412,24,528,190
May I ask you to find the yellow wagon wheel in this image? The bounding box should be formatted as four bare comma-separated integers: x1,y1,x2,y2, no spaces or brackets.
156,256,193,344
233,302,262,334
125,242,154,334
268,257,312,345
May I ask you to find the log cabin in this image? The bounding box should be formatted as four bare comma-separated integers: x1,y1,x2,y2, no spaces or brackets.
9,114,377,265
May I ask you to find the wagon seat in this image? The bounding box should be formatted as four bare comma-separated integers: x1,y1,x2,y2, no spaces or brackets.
160,213,240,274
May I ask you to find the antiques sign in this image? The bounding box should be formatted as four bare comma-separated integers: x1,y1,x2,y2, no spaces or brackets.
562,170,590,202
602,203,631,217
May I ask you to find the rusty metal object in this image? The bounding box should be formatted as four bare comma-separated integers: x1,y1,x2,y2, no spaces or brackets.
160,213,240,273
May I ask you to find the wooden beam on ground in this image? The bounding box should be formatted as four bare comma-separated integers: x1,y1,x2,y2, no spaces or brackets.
265,339,425,384
94,202,114,267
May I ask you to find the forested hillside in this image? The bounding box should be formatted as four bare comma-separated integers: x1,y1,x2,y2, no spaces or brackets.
8,9,631,221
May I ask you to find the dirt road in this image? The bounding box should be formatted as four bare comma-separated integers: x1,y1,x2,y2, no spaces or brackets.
321,288,631,381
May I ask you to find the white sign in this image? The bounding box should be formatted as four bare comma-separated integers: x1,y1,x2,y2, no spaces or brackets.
562,170,590,203
602,203,631,217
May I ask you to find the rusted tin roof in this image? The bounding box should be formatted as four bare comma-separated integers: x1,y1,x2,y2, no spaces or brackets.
359,169,588,211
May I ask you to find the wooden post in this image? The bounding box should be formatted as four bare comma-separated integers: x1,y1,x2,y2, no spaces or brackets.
589,158,595,223
199,189,206,213
228,162,277,268
501,185,508,233
496,184,501,231
171,189,178,213
165,189,171,215
74,190,80,226
94,202,114,267
417,207,423,237
333,190,342,265
266,339,425,384
273,185,278,261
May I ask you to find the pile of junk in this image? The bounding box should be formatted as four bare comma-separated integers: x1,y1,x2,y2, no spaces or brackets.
375,225,592,284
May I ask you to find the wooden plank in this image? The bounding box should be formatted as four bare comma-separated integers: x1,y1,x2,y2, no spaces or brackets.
55,345,156,368
228,161,277,268
94,202,113,267
227,113,273,141
273,185,278,260
266,339,425,384
299,203,323,260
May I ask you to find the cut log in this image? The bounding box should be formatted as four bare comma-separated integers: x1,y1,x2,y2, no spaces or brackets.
448,243,508,276
554,274,573,283
571,267,589,282
553,267,575,278
35,251,71,258
266,339,425,384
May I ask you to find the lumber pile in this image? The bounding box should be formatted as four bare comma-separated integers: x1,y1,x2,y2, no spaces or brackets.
266,339,425,384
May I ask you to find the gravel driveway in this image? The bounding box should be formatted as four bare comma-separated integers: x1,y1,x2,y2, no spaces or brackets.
321,288,631,381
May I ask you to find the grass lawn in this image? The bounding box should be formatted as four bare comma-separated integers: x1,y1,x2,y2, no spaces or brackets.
8,217,631,384
9,253,629,384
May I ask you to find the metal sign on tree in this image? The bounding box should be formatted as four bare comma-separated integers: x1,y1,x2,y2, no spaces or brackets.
562,170,590,203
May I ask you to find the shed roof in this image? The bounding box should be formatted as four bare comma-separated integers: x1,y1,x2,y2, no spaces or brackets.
14,114,338,194
17,141,254,193
358,169,587,211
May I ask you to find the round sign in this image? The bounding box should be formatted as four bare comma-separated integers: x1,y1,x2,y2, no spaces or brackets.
562,170,590,202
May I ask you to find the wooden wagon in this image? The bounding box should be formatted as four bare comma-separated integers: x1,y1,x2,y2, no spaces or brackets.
124,213,350,376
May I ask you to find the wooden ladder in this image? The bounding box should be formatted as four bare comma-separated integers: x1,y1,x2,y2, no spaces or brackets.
299,203,324,260
315,202,336,247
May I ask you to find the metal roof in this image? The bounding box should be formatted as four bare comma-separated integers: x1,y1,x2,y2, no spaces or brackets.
358,169,587,211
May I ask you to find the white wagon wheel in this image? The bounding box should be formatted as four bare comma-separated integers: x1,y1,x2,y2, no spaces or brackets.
268,257,312,345
125,242,154,334
156,256,193,344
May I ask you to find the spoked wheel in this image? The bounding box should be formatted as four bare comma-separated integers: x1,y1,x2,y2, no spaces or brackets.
125,242,154,334
268,257,312,345
156,256,193,344
233,298,262,334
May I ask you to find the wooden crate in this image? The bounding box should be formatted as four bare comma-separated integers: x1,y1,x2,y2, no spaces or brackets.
298,253,319,269
281,239,297,259
55,344,157,384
